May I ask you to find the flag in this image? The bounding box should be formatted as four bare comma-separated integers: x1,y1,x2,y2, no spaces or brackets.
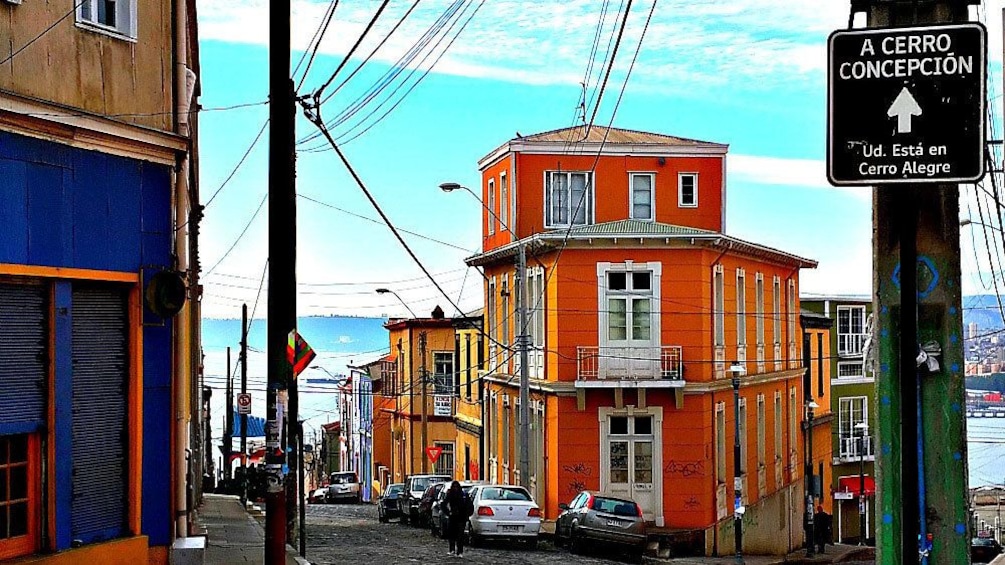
287,329,317,378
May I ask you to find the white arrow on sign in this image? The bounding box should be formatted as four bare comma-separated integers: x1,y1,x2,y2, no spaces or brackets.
887,87,922,134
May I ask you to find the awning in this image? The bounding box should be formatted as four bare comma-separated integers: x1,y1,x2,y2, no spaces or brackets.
836,475,876,497
231,410,266,437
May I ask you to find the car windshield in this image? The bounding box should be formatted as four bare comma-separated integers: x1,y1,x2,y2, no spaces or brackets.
385,484,403,496
973,537,998,546
480,487,532,501
330,473,357,484
590,496,639,517
411,477,449,492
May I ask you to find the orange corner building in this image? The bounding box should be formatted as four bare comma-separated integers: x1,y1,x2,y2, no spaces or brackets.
467,126,817,555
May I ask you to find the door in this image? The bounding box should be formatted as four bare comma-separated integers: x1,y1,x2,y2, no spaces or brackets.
603,415,656,519
601,271,657,379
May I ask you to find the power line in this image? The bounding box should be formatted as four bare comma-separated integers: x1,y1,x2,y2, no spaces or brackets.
204,194,268,276
203,120,269,209
313,0,392,100
295,0,341,91
0,1,85,66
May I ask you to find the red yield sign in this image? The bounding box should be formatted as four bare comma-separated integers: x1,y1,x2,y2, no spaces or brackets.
425,446,443,464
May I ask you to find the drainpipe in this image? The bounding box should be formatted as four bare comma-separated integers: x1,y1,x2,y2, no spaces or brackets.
173,0,192,539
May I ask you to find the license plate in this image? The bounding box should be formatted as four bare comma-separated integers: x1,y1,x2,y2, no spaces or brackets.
501,525,522,532
607,519,624,527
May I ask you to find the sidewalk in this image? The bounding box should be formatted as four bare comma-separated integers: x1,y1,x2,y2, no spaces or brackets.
657,544,874,564
197,494,309,565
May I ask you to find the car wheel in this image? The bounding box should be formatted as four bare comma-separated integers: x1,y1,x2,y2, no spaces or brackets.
570,530,585,555
466,521,482,547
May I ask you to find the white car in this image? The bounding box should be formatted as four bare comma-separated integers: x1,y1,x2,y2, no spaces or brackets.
326,471,361,503
466,485,540,549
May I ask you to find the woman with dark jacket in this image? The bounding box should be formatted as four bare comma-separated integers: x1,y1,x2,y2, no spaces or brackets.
444,481,470,556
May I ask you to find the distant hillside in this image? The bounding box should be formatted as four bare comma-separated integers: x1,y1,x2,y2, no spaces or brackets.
202,315,389,356
962,295,1005,333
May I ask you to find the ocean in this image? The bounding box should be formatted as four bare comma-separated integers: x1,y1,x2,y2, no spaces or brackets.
969,416,1005,487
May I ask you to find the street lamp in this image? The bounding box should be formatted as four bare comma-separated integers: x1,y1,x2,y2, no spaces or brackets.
442,180,531,489
805,400,819,557
376,288,418,318
730,361,746,564
855,421,870,546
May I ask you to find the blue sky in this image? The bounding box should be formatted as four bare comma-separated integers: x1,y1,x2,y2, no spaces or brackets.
194,0,1005,319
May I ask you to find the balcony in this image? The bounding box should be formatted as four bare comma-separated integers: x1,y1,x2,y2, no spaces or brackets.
576,346,684,388
838,333,868,357
837,435,874,462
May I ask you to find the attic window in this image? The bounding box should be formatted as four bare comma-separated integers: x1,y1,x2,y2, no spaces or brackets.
678,173,698,208
77,0,137,40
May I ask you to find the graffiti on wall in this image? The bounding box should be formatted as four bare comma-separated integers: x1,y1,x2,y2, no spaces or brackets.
562,462,593,494
664,460,704,477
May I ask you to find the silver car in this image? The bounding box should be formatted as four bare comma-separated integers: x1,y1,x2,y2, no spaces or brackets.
466,485,541,549
555,491,647,558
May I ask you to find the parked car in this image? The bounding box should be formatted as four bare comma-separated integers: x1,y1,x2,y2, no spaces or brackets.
326,471,361,503
972,536,1004,563
416,481,449,528
308,488,328,504
465,484,540,548
377,483,405,523
431,481,484,538
400,474,451,525
555,491,647,558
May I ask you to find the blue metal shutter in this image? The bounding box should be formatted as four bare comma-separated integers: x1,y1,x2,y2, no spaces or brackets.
0,282,47,432
71,286,128,543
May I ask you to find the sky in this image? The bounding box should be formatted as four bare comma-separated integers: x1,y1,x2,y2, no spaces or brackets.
193,0,1005,321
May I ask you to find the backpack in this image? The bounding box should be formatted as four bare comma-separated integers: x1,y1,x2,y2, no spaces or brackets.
463,493,475,517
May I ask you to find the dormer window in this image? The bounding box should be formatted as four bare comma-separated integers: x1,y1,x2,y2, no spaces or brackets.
77,0,137,39
678,173,698,208
546,171,592,228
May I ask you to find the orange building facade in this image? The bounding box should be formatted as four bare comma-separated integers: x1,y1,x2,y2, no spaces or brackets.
468,126,817,555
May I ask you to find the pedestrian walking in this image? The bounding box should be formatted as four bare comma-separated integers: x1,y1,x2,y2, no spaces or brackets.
814,505,832,554
444,481,473,557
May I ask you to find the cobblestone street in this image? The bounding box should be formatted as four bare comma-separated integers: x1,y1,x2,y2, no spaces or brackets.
302,502,639,565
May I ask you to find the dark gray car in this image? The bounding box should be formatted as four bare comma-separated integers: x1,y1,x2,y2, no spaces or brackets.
555,491,647,558
400,474,451,525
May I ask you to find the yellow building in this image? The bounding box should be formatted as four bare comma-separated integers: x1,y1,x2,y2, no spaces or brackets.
455,310,485,481
801,311,835,536
380,307,482,481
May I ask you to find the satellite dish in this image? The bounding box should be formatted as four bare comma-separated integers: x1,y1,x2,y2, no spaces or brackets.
146,270,187,318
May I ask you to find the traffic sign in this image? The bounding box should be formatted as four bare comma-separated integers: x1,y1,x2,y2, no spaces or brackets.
827,23,986,185
425,446,443,464
237,393,252,415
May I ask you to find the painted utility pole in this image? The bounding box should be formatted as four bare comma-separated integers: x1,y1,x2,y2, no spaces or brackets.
830,2,984,563
266,0,296,559
516,244,530,488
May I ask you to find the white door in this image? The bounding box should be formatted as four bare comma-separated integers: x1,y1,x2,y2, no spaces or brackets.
604,415,656,519
602,271,657,379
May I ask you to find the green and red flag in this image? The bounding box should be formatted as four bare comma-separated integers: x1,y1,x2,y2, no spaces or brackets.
286,329,316,378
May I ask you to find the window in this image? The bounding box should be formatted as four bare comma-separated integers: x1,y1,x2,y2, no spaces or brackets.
789,387,798,460
738,398,747,474
773,392,782,462
736,269,746,346
488,278,497,359
757,394,765,468
606,271,653,342
0,434,35,558
529,268,545,347
755,275,765,346
501,277,510,349
77,0,136,38
545,171,592,228
839,397,871,459
837,306,867,356
837,361,865,379
433,352,453,395
714,266,725,347
487,179,496,235
715,402,726,483
629,173,654,221
678,173,698,207
434,442,455,477
502,400,510,468
787,281,796,345
500,172,509,233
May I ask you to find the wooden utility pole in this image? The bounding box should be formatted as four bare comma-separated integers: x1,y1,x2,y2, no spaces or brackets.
224,347,233,481
266,0,296,559
858,2,978,563
241,304,249,497
419,331,428,473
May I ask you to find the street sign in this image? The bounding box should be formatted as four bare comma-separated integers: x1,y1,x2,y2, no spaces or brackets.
433,395,452,417
237,392,252,415
827,23,986,185
425,446,443,464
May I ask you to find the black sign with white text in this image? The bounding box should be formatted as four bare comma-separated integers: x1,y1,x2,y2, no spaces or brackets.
827,23,986,185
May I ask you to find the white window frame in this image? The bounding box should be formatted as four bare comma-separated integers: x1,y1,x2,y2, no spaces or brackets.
714,265,725,347
434,441,455,477
736,269,747,346
597,262,662,348
837,305,868,357
715,402,726,483
629,172,655,221
838,396,872,460
487,178,496,235
755,274,765,346
836,360,868,381
738,398,748,475
756,394,765,468
678,173,698,208
545,170,594,228
774,391,783,487
528,267,546,347
772,277,781,345
432,352,454,395
501,276,510,348
77,0,138,40
500,172,509,234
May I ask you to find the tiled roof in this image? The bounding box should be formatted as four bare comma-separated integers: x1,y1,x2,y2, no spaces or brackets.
516,125,720,146
556,219,716,237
